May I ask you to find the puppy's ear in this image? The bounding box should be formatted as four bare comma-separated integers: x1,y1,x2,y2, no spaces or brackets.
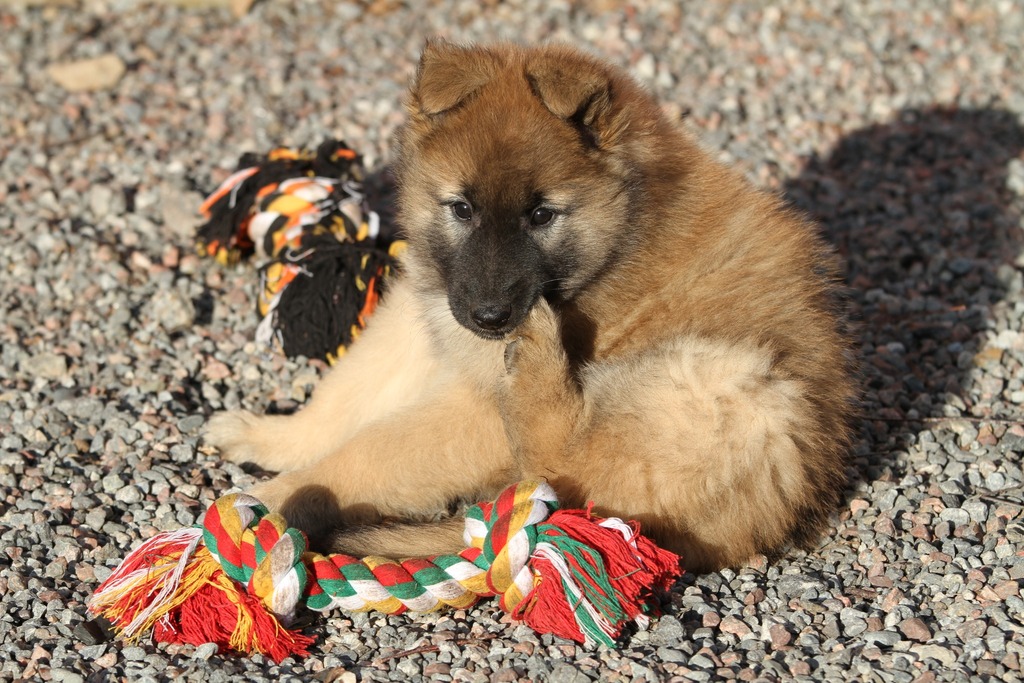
411,39,497,116
525,46,616,145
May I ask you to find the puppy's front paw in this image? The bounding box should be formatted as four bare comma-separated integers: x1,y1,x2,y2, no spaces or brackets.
499,299,583,465
503,298,563,378
204,410,269,466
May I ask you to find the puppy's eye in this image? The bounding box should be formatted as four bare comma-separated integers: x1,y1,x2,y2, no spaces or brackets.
529,207,555,227
451,202,473,221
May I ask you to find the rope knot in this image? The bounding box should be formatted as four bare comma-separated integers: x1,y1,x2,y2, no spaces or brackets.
463,481,558,611
202,493,309,624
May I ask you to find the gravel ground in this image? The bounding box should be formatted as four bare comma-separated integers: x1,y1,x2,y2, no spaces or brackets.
2,1,1023,681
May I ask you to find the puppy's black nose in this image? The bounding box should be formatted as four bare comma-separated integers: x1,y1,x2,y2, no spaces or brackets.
471,304,512,331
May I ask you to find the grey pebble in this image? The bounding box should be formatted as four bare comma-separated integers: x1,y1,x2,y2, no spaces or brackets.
962,499,989,523
178,414,206,433
911,644,958,667
688,653,716,668
939,508,972,526
115,484,144,504
100,474,124,493
148,289,196,334
863,631,901,648
78,644,107,659
655,646,687,663
193,642,219,660
775,573,825,598
547,663,592,683
649,614,684,646
49,669,85,683
122,646,147,661
19,352,68,380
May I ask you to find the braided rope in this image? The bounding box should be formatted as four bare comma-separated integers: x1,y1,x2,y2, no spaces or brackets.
89,479,680,658
202,481,560,624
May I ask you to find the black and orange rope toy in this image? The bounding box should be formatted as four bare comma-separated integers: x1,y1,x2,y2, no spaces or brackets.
196,139,404,363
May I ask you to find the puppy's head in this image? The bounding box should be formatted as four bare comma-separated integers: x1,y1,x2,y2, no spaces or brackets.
395,40,663,340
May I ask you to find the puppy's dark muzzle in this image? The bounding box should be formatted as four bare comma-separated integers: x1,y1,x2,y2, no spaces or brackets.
444,221,544,339
454,290,534,339
470,303,512,331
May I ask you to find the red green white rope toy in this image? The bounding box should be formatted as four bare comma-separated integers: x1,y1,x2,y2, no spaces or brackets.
88,480,680,661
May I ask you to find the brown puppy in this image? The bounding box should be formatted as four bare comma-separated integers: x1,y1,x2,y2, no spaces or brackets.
205,40,855,572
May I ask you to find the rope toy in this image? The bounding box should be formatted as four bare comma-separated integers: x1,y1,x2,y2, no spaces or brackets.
196,139,404,363
88,481,680,661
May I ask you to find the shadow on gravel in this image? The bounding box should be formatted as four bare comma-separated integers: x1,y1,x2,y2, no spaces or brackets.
785,107,1024,491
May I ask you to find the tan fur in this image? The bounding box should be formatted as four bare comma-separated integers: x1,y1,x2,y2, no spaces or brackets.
205,41,855,572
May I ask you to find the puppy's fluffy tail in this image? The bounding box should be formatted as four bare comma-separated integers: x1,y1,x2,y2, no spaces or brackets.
328,518,467,559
